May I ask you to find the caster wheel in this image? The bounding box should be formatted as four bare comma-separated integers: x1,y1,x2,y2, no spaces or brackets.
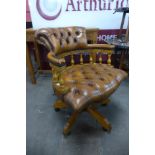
54,108,60,112
63,131,71,137
102,125,112,133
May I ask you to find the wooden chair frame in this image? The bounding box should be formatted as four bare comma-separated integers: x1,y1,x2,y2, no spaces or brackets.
49,44,114,135
54,99,111,135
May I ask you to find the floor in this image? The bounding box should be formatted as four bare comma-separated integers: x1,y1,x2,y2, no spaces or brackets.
26,73,129,155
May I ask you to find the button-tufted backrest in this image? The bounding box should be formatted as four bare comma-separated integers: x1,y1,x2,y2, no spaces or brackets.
35,27,87,55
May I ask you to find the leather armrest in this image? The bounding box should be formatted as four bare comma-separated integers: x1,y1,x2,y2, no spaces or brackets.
86,44,115,50
47,52,66,67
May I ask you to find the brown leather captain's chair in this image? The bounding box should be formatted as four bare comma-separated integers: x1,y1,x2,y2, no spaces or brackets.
35,27,127,135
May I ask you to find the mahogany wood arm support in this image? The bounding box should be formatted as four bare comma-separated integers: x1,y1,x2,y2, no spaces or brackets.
84,44,114,65
86,44,115,51
47,52,66,67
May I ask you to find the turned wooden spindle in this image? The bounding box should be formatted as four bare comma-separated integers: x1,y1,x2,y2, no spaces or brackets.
99,53,102,64
90,53,93,64
80,53,83,64
107,52,112,65
71,55,74,65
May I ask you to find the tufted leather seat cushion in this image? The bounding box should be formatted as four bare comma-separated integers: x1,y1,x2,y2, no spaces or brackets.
55,64,127,111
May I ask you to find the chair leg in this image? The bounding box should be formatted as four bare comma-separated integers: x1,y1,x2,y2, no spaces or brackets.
63,111,79,135
101,98,111,106
87,106,112,132
53,100,68,111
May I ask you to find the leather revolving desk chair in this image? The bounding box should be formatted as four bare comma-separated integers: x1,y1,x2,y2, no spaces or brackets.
35,27,127,135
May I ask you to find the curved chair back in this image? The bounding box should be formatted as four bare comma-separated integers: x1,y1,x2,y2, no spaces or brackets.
35,27,87,55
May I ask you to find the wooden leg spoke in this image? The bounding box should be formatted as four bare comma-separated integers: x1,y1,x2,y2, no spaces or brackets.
63,111,79,135
101,98,111,106
53,100,68,111
87,107,112,132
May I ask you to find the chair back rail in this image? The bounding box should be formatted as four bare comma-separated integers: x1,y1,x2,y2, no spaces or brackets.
35,27,114,76
56,49,112,66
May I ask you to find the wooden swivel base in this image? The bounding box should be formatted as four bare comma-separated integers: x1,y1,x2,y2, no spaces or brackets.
53,99,112,135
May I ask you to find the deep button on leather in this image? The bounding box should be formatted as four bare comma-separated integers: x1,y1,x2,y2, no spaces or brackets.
68,31,71,36
108,73,112,76
75,31,80,36
99,77,105,81
104,68,108,71
74,89,81,96
85,77,89,80
82,71,86,74
74,38,77,43
53,33,57,38
66,38,70,44
60,32,63,37
87,83,94,87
